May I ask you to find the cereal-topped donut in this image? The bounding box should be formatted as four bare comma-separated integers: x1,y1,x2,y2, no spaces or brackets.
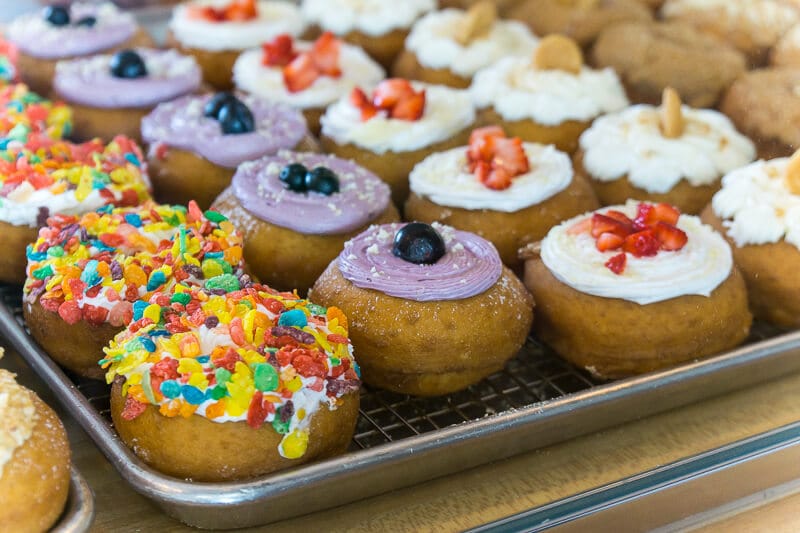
0,135,149,284
0,83,72,145
100,283,361,481
310,222,534,396
23,201,245,378
0,353,71,533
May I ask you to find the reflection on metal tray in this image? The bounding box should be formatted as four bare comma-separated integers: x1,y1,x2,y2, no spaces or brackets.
2,284,800,529
54,468,95,533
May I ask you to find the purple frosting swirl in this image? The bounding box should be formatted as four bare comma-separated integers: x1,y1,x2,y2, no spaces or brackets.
232,151,391,235
141,93,308,168
7,3,137,59
338,223,503,301
53,49,201,109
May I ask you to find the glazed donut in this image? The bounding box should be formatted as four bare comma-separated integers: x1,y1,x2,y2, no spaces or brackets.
23,201,245,378
100,284,361,481
310,222,534,396
212,150,400,294
0,357,70,533
0,135,149,284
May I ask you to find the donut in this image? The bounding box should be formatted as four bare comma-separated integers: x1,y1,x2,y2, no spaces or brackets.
0,358,70,533
142,92,317,210
0,135,149,285
212,150,400,294
522,201,751,379
23,201,246,378
53,48,202,143
310,222,534,396
100,284,361,481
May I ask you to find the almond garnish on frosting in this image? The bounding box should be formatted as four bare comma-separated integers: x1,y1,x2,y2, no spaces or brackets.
454,1,497,46
660,87,685,139
784,148,800,195
349,78,426,122
188,0,258,21
466,126,530,190
532,34,583,74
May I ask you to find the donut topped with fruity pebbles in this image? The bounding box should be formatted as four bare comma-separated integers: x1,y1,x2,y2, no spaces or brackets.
100,283,360,459
0,135,149,228
0,83,72,145
23,201,245,328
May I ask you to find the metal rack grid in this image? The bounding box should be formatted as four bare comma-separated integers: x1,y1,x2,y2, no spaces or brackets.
1,284,602,451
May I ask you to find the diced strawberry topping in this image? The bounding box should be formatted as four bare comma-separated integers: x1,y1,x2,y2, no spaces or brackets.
281,31,342,93
568,202,688,274
465,126,529,191
261,34,297,67
349,78,427,123
283,53,319,93
187,0,257,22
310,31,341,77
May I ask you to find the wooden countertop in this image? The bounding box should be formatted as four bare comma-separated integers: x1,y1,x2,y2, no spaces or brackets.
5,342,800,532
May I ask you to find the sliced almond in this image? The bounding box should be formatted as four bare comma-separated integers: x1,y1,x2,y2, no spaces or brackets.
532,35,583,74
784,149,800,195
660,87,684,139
454,1,497,46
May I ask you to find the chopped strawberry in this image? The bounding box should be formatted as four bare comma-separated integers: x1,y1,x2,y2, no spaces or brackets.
390,89,425,121
349,87,378,120
605,253,627,274
623,229,660,257
603,210,635,227
465,125,528,190
482,167,513,190
634,202,680,229
492,137,529,176
224,0,257,21
467,129,500,169
596,232,624,252
591,213,633,238
283,53,318,93
653,221,688,251
310,32,341,77
469,126,505,146
567,217,592,235
262,34,296,67
372,79,416,109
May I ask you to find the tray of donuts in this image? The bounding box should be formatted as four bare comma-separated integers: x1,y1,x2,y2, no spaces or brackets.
4,0,800,529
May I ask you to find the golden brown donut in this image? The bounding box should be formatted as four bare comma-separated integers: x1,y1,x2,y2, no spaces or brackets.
310,223,534,396
0,368,70,533
392,50,472,89
0,222,39,286
167,34,240,91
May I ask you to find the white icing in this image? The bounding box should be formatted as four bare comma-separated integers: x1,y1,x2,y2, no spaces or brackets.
321,82,475,153
170,0,306,51
405,9,538,78
409,142,572,212
540,201,733,305
0,370,37,478
579,105,756,194
301,0,435,36
233,41,385,109
711,158,800,249
470,56,629,126
661,0,799,47
0,188,108,228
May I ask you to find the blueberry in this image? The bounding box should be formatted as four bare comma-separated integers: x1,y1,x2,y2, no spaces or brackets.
279,163,308,193
305,166,339,196
44,5,70,26
110,50,148,79
217,99,255,135
75,16,96,27
392,223,446,265
203,92,238,119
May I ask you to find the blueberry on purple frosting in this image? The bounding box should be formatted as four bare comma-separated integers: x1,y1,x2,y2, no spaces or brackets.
110,50,148,79
44,5,70,26
305,167,339,196
279,163,308,192
203,92,238,119
392,223,446,265
203,93,256,135
75,16,97,27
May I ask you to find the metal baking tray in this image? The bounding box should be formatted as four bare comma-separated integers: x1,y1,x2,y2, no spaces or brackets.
55,468,96,533
2,283,800,529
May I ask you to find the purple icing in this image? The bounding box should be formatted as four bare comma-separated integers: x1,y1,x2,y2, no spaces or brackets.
141,93,308,168
53,48,201,109
7,3,137,60
232,151,391,235
338,223,503,301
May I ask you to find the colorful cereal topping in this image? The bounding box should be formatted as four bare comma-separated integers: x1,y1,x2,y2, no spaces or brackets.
0,83,72,144
23,201,245,328
0,39,18,84
100,284,360,459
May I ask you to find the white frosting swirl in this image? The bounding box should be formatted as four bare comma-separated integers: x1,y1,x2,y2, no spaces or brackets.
711,158,800,249
409,142,572,212
233,41,385,109
405,9,538,78
321,82,475,153
170,0,306,51
0,187,108,228
470,56,629,125
301,0,435,36
541,201,733,305
580,105,756,193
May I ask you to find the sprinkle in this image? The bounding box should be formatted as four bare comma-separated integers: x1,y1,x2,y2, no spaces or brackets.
147,270,167,291
205,273,240,293
280,430,309,459
278,309,307,328
160,380,181,399
181,385,205,405
253,363,279,392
